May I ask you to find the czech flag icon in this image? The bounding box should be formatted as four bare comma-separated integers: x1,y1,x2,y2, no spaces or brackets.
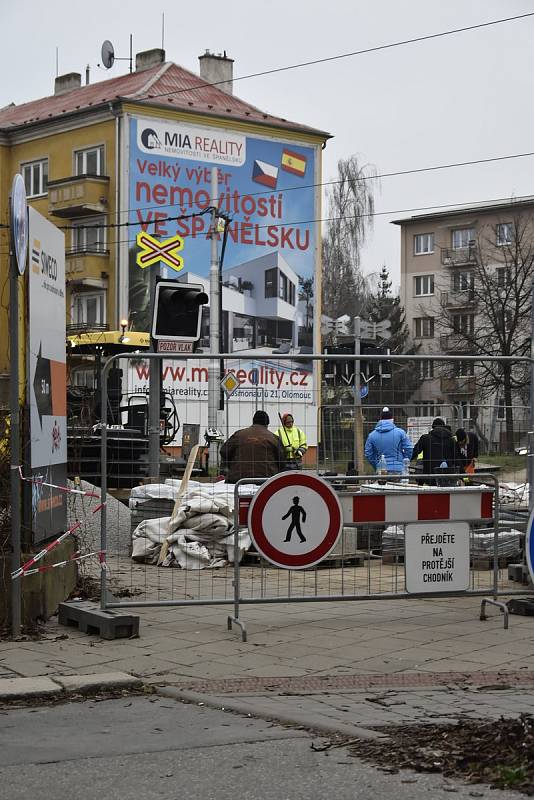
252,159,279,189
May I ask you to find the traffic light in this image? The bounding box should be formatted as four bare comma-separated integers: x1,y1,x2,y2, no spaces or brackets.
151,280,209,343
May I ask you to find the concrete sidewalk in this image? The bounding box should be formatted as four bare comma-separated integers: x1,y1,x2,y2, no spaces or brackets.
1,595,533,684
2,594,534,737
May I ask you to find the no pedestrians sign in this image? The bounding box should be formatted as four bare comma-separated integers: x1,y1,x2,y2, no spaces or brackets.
248,472,343,569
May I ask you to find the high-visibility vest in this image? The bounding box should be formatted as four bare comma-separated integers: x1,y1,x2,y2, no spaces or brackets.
275,425,307,459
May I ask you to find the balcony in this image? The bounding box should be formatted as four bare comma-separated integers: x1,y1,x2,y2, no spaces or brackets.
440,376,476,395
440,333,471,352
440,289,476,308
66,249,109,283
48,175,110,218
441,245,477,266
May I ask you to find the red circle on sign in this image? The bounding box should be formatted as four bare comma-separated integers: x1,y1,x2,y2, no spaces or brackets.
248,472,343,569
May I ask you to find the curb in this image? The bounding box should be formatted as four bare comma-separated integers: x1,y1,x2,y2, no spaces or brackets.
156,685,388,742
0,672,142,701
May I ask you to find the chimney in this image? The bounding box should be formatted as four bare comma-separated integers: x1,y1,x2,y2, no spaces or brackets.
198,50,234,94
135,48,166,71
54,72,82,95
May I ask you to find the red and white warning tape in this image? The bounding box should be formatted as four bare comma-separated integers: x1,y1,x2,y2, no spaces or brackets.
16,466,101,498
17,550,107,577
11,502,106,580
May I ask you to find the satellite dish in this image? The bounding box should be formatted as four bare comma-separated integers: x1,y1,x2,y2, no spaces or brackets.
101,40,115,69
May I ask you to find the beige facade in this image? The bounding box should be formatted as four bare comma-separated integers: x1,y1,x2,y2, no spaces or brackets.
394,197,534,446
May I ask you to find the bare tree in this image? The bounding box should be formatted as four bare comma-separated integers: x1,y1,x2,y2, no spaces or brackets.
298,276,314,331
322,156,377,320
436,212,534,451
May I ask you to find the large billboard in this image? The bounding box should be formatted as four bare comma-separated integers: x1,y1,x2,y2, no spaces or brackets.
126,115,320,443
28,208,67,542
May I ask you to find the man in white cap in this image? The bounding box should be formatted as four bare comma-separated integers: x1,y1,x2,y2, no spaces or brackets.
364,407,413,474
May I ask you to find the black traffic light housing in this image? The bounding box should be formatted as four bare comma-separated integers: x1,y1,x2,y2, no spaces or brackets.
151,280,209,343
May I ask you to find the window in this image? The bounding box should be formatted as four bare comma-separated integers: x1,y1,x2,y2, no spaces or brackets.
497,267,511,288
75,145,104,175
22,159,48,197
71,291,106,326
414,317,434,338
415,401,441,417
419,360,434,379
496,222,513,246
451,228,475,249
455,360,475,377
71,216,106,253
265,268,277,298
452,271,474,291
459,400,476,419
452,313,474,335
278,270,296,305
414,233,434,255
497,398,505,421
414,274,434,296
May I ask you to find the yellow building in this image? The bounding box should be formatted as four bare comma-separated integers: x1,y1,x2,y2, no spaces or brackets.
0,48,329,379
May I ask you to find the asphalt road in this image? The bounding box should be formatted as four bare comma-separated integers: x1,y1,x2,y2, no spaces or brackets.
0,696,522,800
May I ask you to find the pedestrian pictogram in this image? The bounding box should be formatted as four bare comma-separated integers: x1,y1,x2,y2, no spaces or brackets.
136,231,184,272
282,496,307,542
248,472,342,569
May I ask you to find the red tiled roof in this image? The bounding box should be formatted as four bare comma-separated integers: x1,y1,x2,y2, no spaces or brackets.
0,61,330,139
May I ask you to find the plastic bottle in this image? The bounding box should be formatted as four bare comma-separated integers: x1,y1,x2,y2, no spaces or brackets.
377,454,387,476
402,457,410,484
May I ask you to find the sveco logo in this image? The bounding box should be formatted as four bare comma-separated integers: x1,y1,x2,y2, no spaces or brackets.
41,248,58,281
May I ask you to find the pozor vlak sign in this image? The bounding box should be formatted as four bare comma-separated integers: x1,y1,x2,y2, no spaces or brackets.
27,208,67,542
126,115,320,444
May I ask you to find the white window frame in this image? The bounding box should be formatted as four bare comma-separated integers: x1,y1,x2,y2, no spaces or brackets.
455,360,475,377
22,158,48,198
496,222,513,246
451,228,475,250
414,317,434,338
452,313,475,335
419,359,434,379
71,216,107,253
415,401,441,417
75,145,105,176
414,233,434,255
414,274,434,297
71,290,106,326
452,271,473,291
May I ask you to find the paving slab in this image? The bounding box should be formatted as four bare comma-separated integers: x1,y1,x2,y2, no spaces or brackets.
0,676,62,699
53,672,142,693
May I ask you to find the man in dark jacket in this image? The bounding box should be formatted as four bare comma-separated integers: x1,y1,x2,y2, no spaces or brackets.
220,410,286,483
411,417,462,484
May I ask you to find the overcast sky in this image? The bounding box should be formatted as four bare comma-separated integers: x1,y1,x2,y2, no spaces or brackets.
2,0,534,290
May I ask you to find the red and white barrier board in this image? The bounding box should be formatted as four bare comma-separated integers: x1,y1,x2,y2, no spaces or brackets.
239,486,493,527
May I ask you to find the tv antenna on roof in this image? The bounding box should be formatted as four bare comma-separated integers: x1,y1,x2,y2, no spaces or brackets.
99,36,133,73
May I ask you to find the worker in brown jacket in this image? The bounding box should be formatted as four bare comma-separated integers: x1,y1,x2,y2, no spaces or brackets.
220,410,286,483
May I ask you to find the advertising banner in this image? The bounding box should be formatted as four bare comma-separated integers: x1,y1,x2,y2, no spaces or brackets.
28,208,67,542
126,116,319,441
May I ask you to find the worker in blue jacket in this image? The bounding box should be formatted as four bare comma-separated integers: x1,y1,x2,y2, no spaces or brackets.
364,407,413,474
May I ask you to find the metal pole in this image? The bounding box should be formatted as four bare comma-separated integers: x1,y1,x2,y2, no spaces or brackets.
100,362,108,609
148,269,161,480
9,245,21,636
529,278,534,512
207,167,220,471
353,316,363,474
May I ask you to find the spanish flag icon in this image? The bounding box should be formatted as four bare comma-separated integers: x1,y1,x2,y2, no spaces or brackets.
281,149,307,177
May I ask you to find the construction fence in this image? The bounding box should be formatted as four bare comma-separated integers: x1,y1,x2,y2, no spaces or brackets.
66,351,532,631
